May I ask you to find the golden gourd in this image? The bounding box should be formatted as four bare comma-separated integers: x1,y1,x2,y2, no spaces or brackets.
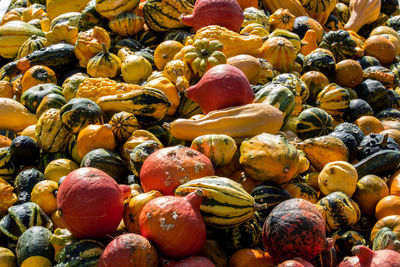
87,44,121,78
144,76,180,116
118,48,153,84
318,161,358,197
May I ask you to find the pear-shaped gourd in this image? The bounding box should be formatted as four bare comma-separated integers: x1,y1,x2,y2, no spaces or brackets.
118,48,152,84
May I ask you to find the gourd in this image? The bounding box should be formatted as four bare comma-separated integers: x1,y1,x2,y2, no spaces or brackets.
139,190,206,259
339,245,400,267
185,64,254,114
57,167,130,238
181,0,243,32
46,0,89,20
0,98,37,133
181,38,227,77
300,0,337,25
153,40,184,70
319,30,358,62
118,48,152,84
364,66,398,89
163,59,192,93
332,230,366,256
45,24,79,46
261,0,308,17
344,0,381,33
109,111,141,143
316,83,351,117
17,35,46,59
140,146,214,195
21,83,63,114
296,107,334,139
242,7,269,28
363,35,396,66
0,178,17,216
145,77,180,116
375,195,400,221
318,161,358,197
87,44,121,78
20,66,57,94
226,54,261,85
30,180,58,215
109,12,144,37
259,37,296,73
98,233,159,267
95,0,139,19
56,239,104,266
269,8,295,31
76,124,116,158
36,93,67,118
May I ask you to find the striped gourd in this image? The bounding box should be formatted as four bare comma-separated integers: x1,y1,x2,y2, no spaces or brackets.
296,107,334,139
316,83,350,116
260,36,296,73
0,147,15,181
50,12,82,30
250,183,291,214
36,93,68,118
303,51,336,80
281,180,319,203
17,35,46,59
134,30,158,49
96,88,171,125
269,29,302,53
299,0,336,25
109,13,145,37
95,0,140,19
175,176,259,228
319,30,357,62
163,29,193,44
109,111,141,143
35,108,73,153
376,108,400,121
57,239,104,266
254,83,295,123
176,95,203,118
273,73,309,102
143,0,194,32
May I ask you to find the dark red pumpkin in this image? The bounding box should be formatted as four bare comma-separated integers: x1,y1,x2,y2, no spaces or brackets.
262,198,332,262
185,64,254,114
140,145,214,195
339,245,400,267
98,233,159,267
277,258,314,267
181,0,244,32
57,167,130,238
139,190,206,259
163,256,216,267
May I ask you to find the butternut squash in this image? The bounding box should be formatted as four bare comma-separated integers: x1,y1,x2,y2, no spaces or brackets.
165,103,284,141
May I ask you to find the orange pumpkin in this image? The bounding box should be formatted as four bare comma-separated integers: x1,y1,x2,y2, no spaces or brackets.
20,65,57,93
140,146,214,195
0,81,14,98
259,36,296,73
354,116,384,135
268,8,295,31
389,170,400,196
154,40,184,70
334,59,363,88
229,249,274,267
375,195,400,221
76,124,116,158
363,35,396,66
0,135,12,148
370,215,400,242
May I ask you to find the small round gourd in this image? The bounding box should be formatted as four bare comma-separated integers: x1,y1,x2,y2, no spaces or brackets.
259,37,296,73
296,107,334,139
318,161,358,197
268,8,295,31
109,111,141,144
190,134,237,167
87,44,121,78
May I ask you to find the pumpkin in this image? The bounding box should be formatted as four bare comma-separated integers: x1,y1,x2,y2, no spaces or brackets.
57,167,130,238
317,191,361,233
296,107,334,139
95,0,139,19
229,249,274,267
109,12,144,37
87,43,121,78
335,59,363,88
240,133,300,184
355,116,384,135
316,83,351,117
108,111,141,144
263,198,332,262
30,180,58,215
371,215,400,242
269,8,295,31
154,40,184,70
318,161,358,197
98,233,158,267
226,55,261,85
181,38,227,77
139,190,206,259
344,0,381,32
375,195,400,221
76,124,116,158
259,37,296,73
140,146,214,195
17,35,46,60
303,50,336,80
364,35,396,66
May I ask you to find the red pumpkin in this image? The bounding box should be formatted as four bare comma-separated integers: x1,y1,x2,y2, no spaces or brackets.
98,233,159,267
185,64,254,114
263,198,332,262
163,256,216,267
181,0,243,32
57,167,130,238
339,245,400,267
140,145,214,195
139,190,206,259
277,259,314,267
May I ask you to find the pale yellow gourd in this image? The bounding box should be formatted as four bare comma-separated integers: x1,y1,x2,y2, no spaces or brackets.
318,161,358,197
118,48,152,85
0,98,37,132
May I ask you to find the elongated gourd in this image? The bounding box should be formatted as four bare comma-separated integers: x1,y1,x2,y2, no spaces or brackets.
344,0,381,33
166,103,284,141
0,98,37,132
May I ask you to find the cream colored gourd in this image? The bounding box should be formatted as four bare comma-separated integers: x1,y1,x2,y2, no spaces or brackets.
318,161,358,197
344,0,381,33
0,98,37,132
118,48,152,85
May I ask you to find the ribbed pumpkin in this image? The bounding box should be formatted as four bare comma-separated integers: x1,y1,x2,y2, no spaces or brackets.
269,29,302,54
317,191,361,233
263,198,332,262
109,111,141,144
269,8,295,31
35,109,73,153
109,12,144,37
140,146,214,195
318,161,358,197
95,0,140,19
87,44,121,78
299,0,336,25
316,83,351,117
371,215,400,242
296,107,334,139
259,37,296,73
239,133,300,184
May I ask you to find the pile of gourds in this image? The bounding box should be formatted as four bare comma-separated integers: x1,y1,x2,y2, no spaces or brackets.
3,0,400,265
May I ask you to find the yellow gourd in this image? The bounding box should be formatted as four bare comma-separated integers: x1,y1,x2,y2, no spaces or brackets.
44,158,79,183
30,180,58,215
318,161,358,197
76,124,116,158
0,247,16,267
118,48,152,84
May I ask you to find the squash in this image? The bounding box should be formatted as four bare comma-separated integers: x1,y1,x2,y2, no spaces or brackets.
109,111,141,144
296,107,333,139
318,161,358,197
76,124,116,158
261,0,308,17
119,48,153,84
303,50,336,80
44,158,79,183
20,66,57,94
269,8,295,31
154,40,184,70
344,0,381,33
281,180,318,203
335,59,363,88
45,24,78,46
30,180,58,216
331,230,366,255
121,129,163,162
17,35,46,60
355,79,389,112
36,93,67,118
109,12,144,37
143,0,194,32
240,23,269,38
0,98,37,133
62,73,88,101
56,239,104,266
242,7,269,28
60,98,104,134
259,37,296,73
240,133,299,184
163,29,192,44
375,195,400,221
0,179,17,216
363,35,396,66
372,227,400,252
300,30,318,56
371,215,400,242
358,133,400,160
319,30,357,62
316,83,351,117
87,44,121,79
299,0,337,25
98,233,159,267
21,83,63,114
163,59,192,93
181,38,227,77
0,247,17,267
46,0,89,20
364,66,398,89
317,191,361,233
300,71,329,104
269,29,302,54
293,16,324,43
35,109,73,153
355,116,384,135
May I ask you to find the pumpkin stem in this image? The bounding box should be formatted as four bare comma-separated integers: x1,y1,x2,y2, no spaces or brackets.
162,122,171,130
253,202,268,211
381,133,389,148
101,43,109,56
